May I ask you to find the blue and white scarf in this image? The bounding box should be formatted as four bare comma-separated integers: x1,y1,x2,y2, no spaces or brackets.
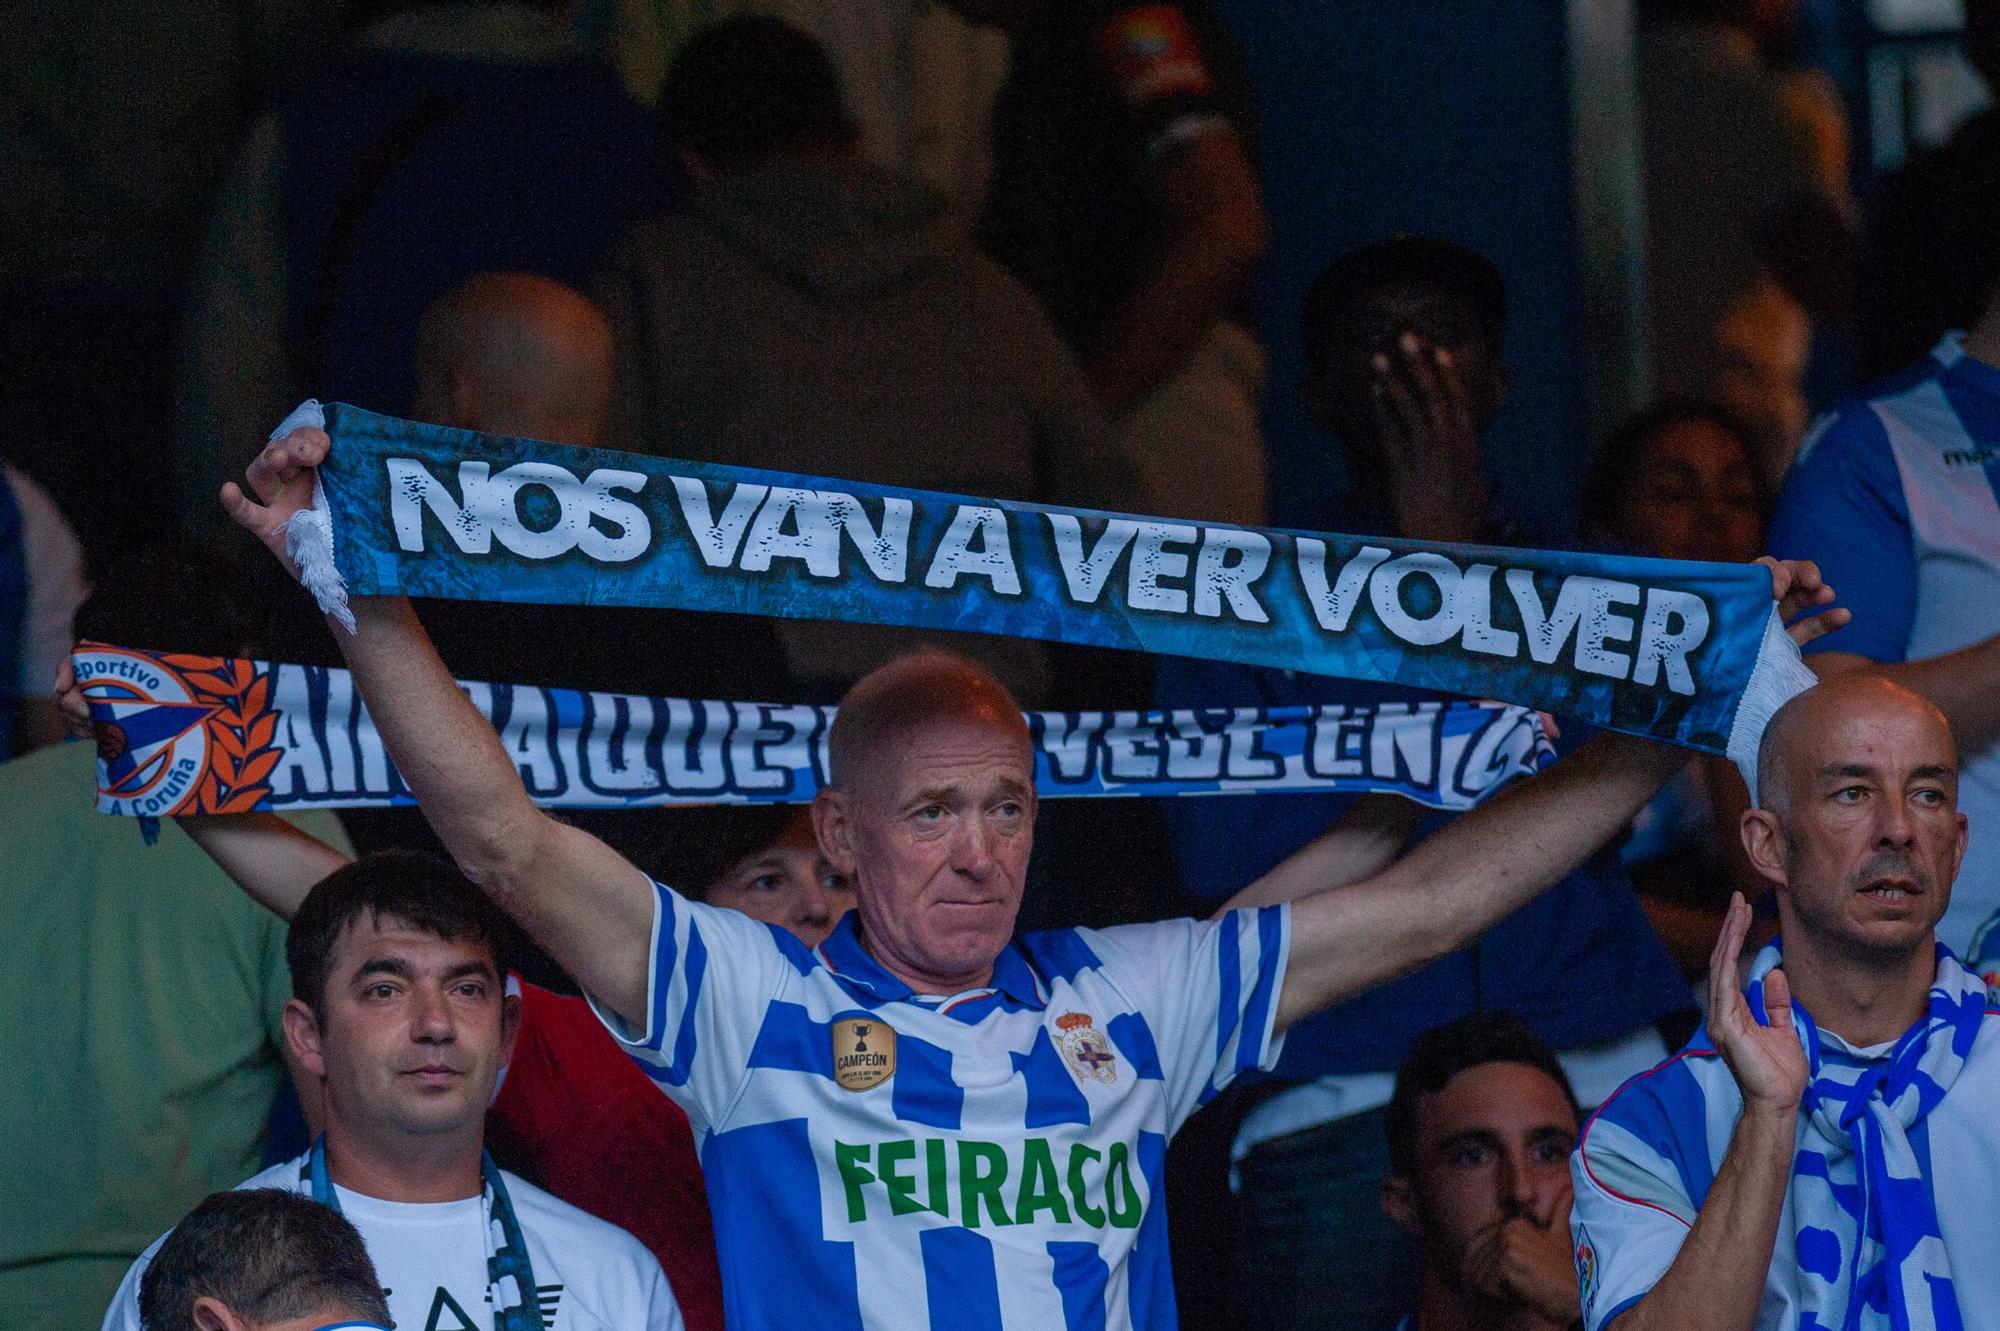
72,643,1554,820
305,1136,543,1331
274,402,1815,786
1746,941,1986,1331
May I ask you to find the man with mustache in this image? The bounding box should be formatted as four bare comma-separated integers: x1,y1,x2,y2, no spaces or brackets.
1572,674,1995,1331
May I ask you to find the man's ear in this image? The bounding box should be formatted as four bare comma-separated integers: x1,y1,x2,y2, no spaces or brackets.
812,788,858,879
1740,808,1791,889
190,1295,248,1331
499,984,522,1070
283,997,329,1081
1380,1175,1421,1239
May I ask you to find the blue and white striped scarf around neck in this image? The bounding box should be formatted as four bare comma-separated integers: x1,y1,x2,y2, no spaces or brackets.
1745,940,1986,1331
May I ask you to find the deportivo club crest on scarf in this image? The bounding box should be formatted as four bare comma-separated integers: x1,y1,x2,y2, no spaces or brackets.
1056,1012,1118,1084
832,1018,896,1091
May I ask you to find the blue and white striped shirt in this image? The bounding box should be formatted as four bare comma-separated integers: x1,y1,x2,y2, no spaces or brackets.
591,880,1291,1330
1570,1010,2000,1330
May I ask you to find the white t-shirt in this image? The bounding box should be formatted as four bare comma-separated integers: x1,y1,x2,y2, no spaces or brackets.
101,1154,682,1331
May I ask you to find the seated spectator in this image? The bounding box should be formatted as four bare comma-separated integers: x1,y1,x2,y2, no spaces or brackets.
136,1189,389,1331
101,854,682,1329
946,0,1271,527
596,16,1136,704
0,554,352,1329
0,459,87,757
174,0,670,544
85,795,859,1331
1572,676,1994,1331
1770,277,2000,952
1155,237,1692,1330
1583,402,1771,974
1380,1013,1583,1331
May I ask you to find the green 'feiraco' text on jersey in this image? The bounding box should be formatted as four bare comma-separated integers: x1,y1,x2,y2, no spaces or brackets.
590,880,1291,1330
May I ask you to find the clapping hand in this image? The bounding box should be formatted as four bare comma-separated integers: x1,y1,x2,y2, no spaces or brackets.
1708,891,1808,1115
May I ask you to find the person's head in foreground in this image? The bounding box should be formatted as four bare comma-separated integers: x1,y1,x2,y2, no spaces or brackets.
810,649,1034,992
1382,1011,1582,1331
1302,237,1508,455
137,1189,389,1331
284,852,518,1174
675,803,855,947
1746,673,1967,978
1584,400,1768,565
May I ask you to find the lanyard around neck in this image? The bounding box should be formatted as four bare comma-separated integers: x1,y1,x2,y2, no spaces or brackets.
303,1135,546,1330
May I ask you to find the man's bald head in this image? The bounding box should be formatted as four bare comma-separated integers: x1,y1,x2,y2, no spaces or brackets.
828,651,1031,797
413,272,614,448
1756,674,1956,813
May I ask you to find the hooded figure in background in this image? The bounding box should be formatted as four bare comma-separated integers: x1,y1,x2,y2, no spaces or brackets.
594,17,1144,706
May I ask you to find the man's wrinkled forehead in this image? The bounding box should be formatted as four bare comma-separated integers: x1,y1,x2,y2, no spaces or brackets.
850,710,1033,796
1759,676,1957,807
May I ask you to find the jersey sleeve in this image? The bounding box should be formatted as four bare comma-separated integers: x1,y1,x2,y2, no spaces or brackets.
1088,4,1235,157
585,878,796,1136
1085,905,1291,1130
1569,1116,1699,1331
1768,403,1916,662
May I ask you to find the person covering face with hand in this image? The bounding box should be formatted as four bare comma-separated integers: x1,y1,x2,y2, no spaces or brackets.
1380,1013,1582,1331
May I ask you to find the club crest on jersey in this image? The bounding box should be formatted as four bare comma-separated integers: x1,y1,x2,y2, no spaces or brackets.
833,1017,896,1091
1575,1231,1598,1317
1056,1012,1118,1084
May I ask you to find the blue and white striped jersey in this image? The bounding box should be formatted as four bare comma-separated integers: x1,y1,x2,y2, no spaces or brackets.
591,880,1291,1331
1771,332,2000,949
1570,1012,2000,1331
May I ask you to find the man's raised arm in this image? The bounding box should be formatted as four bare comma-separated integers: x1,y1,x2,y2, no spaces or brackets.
1267,558,1845,1033
221,427,655,1027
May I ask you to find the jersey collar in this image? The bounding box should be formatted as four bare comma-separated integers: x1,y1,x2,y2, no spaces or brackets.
1938,330,2000,404
817,912,1046,1010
